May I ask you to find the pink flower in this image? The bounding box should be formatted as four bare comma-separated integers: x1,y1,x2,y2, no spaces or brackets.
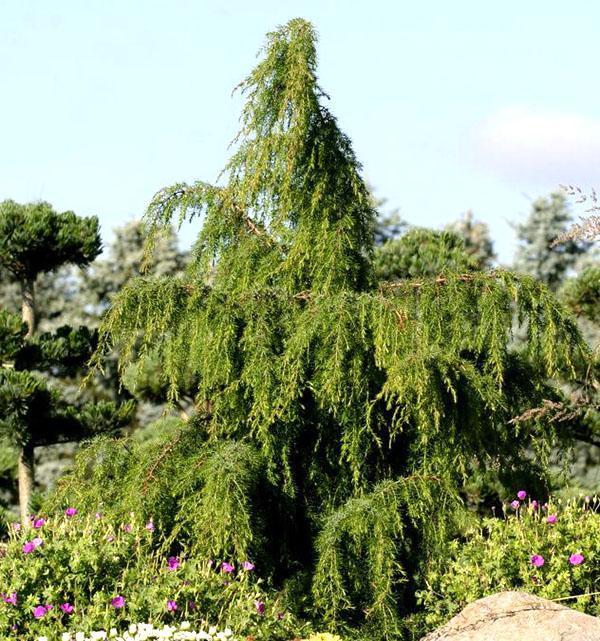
547,514,557,524
122,524,132,533
531,500,538,510
32,605,48,619
11,522,21,532
254,600,266,615
2,592,17,605
221,561,234,574
95,512,102,520
530,554,545,567
166,599,177,612
111,595,125,609
33,518,45,529
22,538,42,554
167,556,181,571
510,500,520,510
242,561,255,571
65,507,77,518
517,490,527,501
22,541,35,554
60,602,74,614
107,535,114,543
145,520,155,532
569,553,585,566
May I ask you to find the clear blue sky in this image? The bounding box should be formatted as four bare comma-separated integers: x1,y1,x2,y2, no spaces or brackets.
2,0,599,263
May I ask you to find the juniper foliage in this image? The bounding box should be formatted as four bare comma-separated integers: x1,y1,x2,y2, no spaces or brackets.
71,19,589,638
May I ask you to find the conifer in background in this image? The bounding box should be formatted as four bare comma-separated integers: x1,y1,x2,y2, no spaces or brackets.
0,200,134,521
374,228,478,281
514,191,589,291
72,20,592,638
446,210,496,269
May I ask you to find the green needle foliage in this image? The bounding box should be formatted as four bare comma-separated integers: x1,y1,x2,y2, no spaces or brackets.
72,19,589,639
0,200,134,521
0,311,134,503
373,228,478,281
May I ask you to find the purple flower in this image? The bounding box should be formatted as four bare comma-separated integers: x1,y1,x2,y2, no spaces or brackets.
510,500,520,510
11,522,21,532
60,602,74,614
95,512,102,520
547,514,557,524
2,592,17,605
569,553,585,566
254,600,266,615
221,561,234,574
166,599,177,612
32,517,45,529
111,595,125,609
531,500,539,510
22,538,42,554
530,554,545,568
242,561,255,571
145,519,155,532
45,604,53,611
122,524,132,533
277,612,285,620
188,601,196,611
32,605,48,619
517,490,527,501
65,507,77,518
167,556,181,571
107,535,115,543
22,541,35,554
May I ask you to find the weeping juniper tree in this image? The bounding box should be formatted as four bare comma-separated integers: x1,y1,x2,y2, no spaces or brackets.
0,201,133,521
71,19,589,638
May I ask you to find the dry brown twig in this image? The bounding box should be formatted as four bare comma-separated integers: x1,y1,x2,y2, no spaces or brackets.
553,185,600,245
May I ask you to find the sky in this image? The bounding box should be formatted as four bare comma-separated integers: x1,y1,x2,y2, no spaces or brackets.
1,0,599,264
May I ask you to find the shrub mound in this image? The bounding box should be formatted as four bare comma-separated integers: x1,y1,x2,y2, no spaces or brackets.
418,496,600,632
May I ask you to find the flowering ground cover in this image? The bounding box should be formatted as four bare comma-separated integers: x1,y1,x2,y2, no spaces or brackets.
418,493,600,631
0,510,305,640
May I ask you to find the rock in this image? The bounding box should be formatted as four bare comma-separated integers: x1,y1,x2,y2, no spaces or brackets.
421,590,600,641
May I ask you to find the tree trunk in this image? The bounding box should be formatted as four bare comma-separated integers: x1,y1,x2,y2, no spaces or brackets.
19,277,36,522
21,277,36,337
18,442,34,525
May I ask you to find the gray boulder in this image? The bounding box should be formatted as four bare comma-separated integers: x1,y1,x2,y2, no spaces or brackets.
421,591,600,641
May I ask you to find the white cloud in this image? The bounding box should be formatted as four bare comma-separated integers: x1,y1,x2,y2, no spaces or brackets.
474,107,600,186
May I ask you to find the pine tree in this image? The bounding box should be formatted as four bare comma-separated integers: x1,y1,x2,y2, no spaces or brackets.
374,228,478,282
514,192,588,291
78,20,590,638
78,220,187,326
446,210,495,269
369,185,405,246
0,200,134,521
